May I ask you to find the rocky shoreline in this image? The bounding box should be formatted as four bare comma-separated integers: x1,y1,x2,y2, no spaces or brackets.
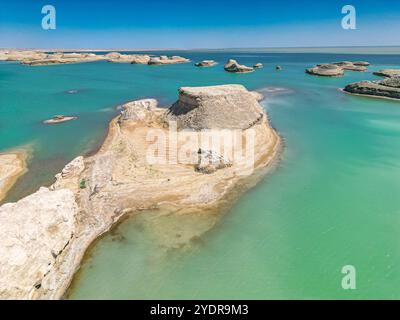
0,85,280,299
0,50,190,66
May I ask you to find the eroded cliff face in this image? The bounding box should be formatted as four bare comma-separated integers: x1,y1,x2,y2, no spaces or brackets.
0,85,280,299
0,188,78,299
165,85,264,130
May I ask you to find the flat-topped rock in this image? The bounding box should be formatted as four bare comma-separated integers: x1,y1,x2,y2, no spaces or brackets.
332,61,367,71
307,61,370,76
165,84,264,130
373,69,400,78
343,77,400,100
253,63,263,68
224,59,254,73
306,64,344,77
195,60,217,67
0,187,78,299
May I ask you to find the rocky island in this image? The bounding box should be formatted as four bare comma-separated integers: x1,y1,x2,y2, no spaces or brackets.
373,69,400,78
224,59,254,73
0,84,280,299
343,77,400,100
306,64,345,77
195,60,217,67
306,61,370,76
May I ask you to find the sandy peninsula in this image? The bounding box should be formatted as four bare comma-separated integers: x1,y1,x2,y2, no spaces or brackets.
0,84,280,299
0,151,28,202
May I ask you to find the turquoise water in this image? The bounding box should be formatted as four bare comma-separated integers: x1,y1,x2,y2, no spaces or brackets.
2,51,400,299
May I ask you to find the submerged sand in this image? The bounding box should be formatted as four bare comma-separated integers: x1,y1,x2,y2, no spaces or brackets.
0,150,28,202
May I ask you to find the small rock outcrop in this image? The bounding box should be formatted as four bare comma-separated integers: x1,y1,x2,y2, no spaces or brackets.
306,64,344,77
43,115,77,124
276,65,282,70
224,59,254,73
195,60,217,67
253,63,263,68
165,84,263,130
195,149,232,174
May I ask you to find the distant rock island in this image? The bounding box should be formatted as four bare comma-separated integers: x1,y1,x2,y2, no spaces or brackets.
195,60,217,67
372,69,400,78
0,50,190,66
224,59,254,73
306,61,370,77
0,84,280,299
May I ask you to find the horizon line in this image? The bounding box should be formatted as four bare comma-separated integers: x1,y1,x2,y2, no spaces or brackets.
2,45,400,51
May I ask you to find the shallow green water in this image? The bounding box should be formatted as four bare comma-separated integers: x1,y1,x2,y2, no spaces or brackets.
2,51,400,299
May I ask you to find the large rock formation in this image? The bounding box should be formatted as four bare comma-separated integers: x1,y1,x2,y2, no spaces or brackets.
224,59,254,73
0,85,280,299
0,187,78,299
165,85,263,130
373,69,400,78
343,77,400,100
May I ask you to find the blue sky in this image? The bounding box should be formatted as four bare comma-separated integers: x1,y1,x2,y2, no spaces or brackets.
1,0,400,48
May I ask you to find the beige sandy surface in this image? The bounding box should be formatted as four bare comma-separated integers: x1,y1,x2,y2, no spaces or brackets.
0,151,28,202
